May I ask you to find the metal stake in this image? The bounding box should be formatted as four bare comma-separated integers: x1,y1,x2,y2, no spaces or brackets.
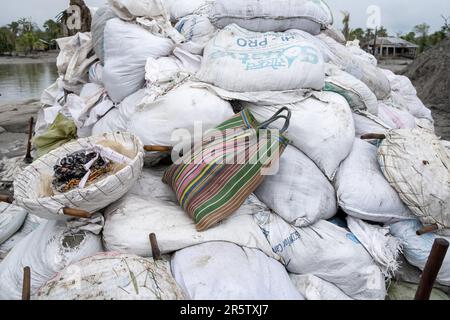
22,266,31,300
24,117,34,164
415,238,449,300
149,233,161,261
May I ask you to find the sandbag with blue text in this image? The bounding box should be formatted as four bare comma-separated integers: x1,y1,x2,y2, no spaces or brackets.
197,24,325,92
254,210,387,300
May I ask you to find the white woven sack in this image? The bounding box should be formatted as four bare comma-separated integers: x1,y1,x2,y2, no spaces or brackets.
246,91,354,180
209,0,333,34
171,242,304,300
291,30,390,100
175,15,216,50
127,82,234,147
353,112,392,139
36,252,185,300
103,192,279,261
0,220,103,300
377,102,417,130
0,214,43,262
13,132,144,220
346,40,378,66
164,0,210,20
324,64,378,115
254,211,387,300
289,274,352,300
335,139,414,223
91,6,117,65
0,203,27,246
390,219,450,286
378,129,450,235
102,18,174,103
382,69,433,122
197,24,325,92
255,145,337,227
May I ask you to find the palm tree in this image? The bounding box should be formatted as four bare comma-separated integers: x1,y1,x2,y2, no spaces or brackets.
342,11,350,41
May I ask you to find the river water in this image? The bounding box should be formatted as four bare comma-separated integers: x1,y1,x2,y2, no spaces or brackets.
0,62,58,105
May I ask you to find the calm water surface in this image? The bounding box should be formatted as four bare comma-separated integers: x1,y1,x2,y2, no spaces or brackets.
0,62,58,105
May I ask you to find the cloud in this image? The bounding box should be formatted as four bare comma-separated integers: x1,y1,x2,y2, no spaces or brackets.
0,0,448,35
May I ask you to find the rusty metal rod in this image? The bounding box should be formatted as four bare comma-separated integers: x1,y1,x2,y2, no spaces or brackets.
417,224,439,236
63,207,91,219
415,238,449,300
22,266,31,300
144,145,173,153
24,117,34,164
360,133,386,140
149,233,161,261
0,194,13,204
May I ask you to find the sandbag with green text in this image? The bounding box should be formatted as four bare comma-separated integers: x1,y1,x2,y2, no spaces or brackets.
163,108,291,231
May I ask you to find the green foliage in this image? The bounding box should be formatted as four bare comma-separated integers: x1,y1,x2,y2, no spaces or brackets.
0,17,63,55
16,32,39,54
0,27,15,53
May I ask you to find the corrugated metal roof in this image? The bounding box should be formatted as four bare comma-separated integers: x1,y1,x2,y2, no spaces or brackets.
370,37,419,48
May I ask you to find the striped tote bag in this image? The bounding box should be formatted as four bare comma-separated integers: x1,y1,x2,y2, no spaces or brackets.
163,107,291,231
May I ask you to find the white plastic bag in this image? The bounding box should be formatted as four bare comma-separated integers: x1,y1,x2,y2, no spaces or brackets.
14,132,144,220
390,219,450,286
56,33,97,94
335,139,414,223
128,82,234,147
255,145,337,227
102,18,175,102
0,203,27,246
378,129,450,235
0,220,103,300
171,242,304,300
347,217,403,278
64,83,114,137
36,252,185,300
254,211,387,300
246,91,355,179
198,24,325,92
209,0,333,34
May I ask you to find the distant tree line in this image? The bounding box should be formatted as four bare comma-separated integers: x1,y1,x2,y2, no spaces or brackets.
342,13,450,54
0,18,63,55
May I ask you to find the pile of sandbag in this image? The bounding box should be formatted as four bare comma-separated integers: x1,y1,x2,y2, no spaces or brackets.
2,0,448,301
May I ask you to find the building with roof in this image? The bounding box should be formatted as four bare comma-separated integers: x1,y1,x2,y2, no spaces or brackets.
368,37,419,59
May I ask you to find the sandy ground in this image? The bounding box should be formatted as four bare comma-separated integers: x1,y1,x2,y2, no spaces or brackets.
0,51,58,65
0,100,40,158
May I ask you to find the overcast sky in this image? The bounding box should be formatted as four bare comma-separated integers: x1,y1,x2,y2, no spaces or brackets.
0,0,449,35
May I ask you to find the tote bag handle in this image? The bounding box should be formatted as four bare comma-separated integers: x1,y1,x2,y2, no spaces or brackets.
258,107,291,133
